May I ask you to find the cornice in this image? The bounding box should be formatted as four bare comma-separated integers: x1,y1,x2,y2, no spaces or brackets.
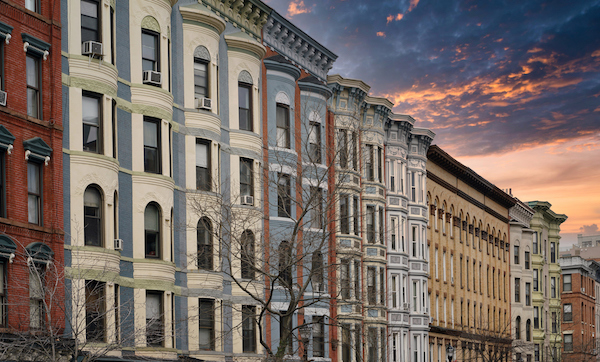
263,12,337,82
224,34,266,59
528,201,568,224
199,0,271,40
412,127,436,143
365,95,394,110
298,80,333,99
427,145,516,209
264,59,301,80
179,4,227,34
389,113,416,126
327,74,371,95
509,199,534,228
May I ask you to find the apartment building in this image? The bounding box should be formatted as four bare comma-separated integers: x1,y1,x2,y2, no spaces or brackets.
0,0,64,358
427,145,515,362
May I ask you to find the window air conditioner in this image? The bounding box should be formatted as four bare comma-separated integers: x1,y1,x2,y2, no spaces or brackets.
195,97,212,110
82,41,103,56
0,90,6,107
241,195,254,206
114,238,123,251
143,70,162,86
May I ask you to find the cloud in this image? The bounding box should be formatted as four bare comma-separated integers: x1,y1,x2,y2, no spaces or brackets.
387,13,404,24
580,224,599,234
408,0,420,12
376,31,386,37
287,0,312,17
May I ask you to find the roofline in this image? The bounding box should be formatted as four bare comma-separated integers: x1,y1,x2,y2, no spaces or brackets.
327,74,371,94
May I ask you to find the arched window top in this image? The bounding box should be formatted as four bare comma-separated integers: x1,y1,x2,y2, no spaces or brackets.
144,203,161,232
0,234,17,255
197,216,212,231
309,110,321,123
84,185,102,207
26,242,53,261
242,229,254,241
275,91,290,105
141,16,161,33
238,70,253,85
194,45,210,61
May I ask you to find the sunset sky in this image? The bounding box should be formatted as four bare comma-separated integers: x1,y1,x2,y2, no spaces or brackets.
263,0,600,247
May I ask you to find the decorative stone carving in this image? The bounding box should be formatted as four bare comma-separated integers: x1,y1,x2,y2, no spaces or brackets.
193,45,210,61
275,91,290,105
238,70,253,84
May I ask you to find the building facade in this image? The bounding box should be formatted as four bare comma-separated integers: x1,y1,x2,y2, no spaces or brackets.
426,145,515,362
559,256,599,362
0,0,65,358
509,199,535,362
561,233,600,261
528,201,567,362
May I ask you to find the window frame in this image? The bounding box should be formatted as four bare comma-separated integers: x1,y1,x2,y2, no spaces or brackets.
27,161,42,225
197,217,213,271
312,316,325,358
308,122,321,163
29,263,45,329
240,158,254,198
563,303,572,322
84,186,103,247
145,291,164,347
563,274,572,292
309,187,323,230
85,280,106,342
193,57,209,99
26,54,41,119
276,103,290,149
143,117,161,174
195,139,211,191
82,92,103,154
238,82,253,132
241,230,255,280
366,205,375,244
144,203,161,259
564,333,573,352
0,150,6,218
277,173,291,218
81,0,101,44
198,298,215,351
242,305,256,353
141,29,160,72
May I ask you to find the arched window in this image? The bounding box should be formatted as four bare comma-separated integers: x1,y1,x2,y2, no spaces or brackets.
311,250,324,292
197,217,212,270
449,206,454,237
194,46,210,99
238,71,253,131
526,319,531,341
441,202,446,234
279,241,292,287
144,203,161,258
515,316,521,339
241,230,255,279
434,199,438,230
84,186,103,246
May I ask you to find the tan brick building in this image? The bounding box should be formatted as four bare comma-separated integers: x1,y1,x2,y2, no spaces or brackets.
426,145,515,362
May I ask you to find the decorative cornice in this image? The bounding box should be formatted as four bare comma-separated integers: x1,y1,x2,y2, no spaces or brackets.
412,127,436,144
224,33,266,59
263,12,337,82
264,59,301,80
528,200,568,224
180,4,227,34
199,0,271,40
298,80,333,99
509,199,534,228
327,74,370,95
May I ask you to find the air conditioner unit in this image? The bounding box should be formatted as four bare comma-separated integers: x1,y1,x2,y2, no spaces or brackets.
241,195,254,206
114,238,123,251
0,90,6,107
143,70,162,86
195,97,212,110
82,41,103,56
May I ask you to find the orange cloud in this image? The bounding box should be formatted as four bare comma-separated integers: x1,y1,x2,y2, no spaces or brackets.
593,50,600,57
528,47,543,53
387,13,404,24
287,0,312,17
408,0,420,12
376,31,386,37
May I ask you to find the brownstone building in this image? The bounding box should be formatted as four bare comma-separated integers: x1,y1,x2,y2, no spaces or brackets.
559,255,599,362
426,145,515,362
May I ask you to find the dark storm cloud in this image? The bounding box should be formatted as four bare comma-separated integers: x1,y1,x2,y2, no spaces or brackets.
264,0,600,156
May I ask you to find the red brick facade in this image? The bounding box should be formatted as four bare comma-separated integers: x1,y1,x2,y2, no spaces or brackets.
0,0,64,336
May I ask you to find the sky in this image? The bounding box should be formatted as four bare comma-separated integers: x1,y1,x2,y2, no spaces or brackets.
262,0,600,248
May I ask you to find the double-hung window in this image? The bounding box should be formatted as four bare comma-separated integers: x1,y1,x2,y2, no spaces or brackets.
84,186,102,246
240,158,254,198
146,291,163,346
198,299,215,350
241,230,255,279
82,93,102,153
144,203,161,258
338,130,347,168
366,206,375,243
0,262,5,326
309,122,321,163
25,0,40,13
313,316,325,357
197,217,212,270
196,139,211,191
194,57,208,99
309,187,323,229
27,162,42,225
86,280,106,342
563,274,571,292
81,0,100,44
276,103,290,148
515,278,520,303
29,264,45,328
142,30,159,72
514,245,519,264
365,145,374,181
564,334,573,352
26,55,41,119
238,83,252,131
0,149,6,218
367,267,376,305
143,117,161,174
340,195,349,234
277,173,291,218
242,305,256,352
563,304,572,322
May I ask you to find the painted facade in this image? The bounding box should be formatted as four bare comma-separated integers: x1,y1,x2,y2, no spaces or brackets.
0,0,65,357
426,145,515,362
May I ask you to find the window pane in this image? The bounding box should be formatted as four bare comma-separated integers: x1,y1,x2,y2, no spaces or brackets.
28,163,40,194
145,205,159,231
142,33,157,61
26,56,38,87
144,121,158,148
82,96,100,125
238,85,250,109
81,0,98,18
196,142,208,168
194,60,208,98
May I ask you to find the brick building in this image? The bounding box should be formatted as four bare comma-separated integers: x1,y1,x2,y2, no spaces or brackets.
0,0,65,357
559,255,600,362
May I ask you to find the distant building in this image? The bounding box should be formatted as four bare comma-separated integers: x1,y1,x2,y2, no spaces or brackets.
561,234,600,261
559,255,600,362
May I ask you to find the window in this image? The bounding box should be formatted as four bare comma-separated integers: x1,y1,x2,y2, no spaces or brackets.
391,275,398,308
351,132,358,170
367,206,375,243
86,280,106,342
342,324,351,362
144,203,161,258
533,269,539,291
526,319,531,341
564,334,573,352
313,316,325,357
241,230,255,279
365,145,374,181
308,122,321,163
0,262,4,326
338,130,347,168
379,208,384,244
515,316,521,339
29,264,44,328
81,0,100,43
514,245,519,264
563,275,571,292
146,291,163,346
533,232,538,254
353,196,360,235
563,304,572,322
238,83,253,131
277,173,291,218
368,327,378,362
84,186,103,246
355,325,362,362
193,58,208,98
82,93,102,153
340,195,349,234
25,0,40,13
309,187,323,229
27,162,42,225
377,147,383,182
142,30,159,72
196,139,211,191
197,217,212,270
410,171,416,202
340,259,350,299
525,251,530,269
551,277,556,298
143,117,161,173
354,260,360,300
391,218,397,250
240,158,254,198
534,307,539,329
199,299,214,350
525,283,531,306
552,311,558,333
380,268,385,305
515,278,520,303
311,250,324,292
279,241,292,287
367,267,376,305
550,242,556,263
242,305,256,353
26,55,41,119
276,103,290,148
534,344,539,362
